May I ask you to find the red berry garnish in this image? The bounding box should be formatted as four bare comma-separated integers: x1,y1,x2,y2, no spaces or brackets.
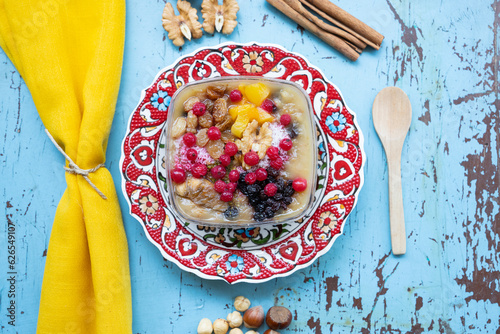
229,169,240,182
227,182,237,193
260,99,276,113
229,89,243,102
214,180,226,193
245,172,257,185
292,178,308,192
264,183,278,197
207,126,221,140
224,142,238,156
270,157,283,170
280,138,293,151
183,133,196,147
266,146,280,160
255,168,268,181
220,191,233,202
192,102,206,116
219,154,231,167
280,114,292,126
186,148,197,161
191,163,207,178
244,151,260,166
211,165,226,179
170,168,186,183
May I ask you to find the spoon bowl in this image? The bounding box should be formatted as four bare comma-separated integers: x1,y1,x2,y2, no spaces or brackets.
372,87,412,255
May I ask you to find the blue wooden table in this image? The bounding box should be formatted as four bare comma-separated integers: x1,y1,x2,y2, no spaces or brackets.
1,0,499,333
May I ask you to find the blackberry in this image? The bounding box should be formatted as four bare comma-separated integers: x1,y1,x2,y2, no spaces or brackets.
267,167,280,179
283,196,293,205
256,203,266,212
276,179,285,192
224,206,239,219
286,123,299,139
266,198,277,206
274,193,283,201
247,184,259,195
284,185,295,197
259,190,268,200
254,212,265,221
271,201,281,211
264,207,275,218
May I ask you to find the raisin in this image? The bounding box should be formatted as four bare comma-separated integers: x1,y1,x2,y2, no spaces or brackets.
207,85,227,100
171,117,187,139
204,99,214,113
184,96,200,112
198,112,213,128
196,129,209,147
213,98,228,123
186,111,198,133
216,114,233,132
206,139,225,159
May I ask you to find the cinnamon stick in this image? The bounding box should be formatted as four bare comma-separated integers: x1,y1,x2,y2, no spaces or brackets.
266,0,360,61
304,0,384,48
282,0,366,50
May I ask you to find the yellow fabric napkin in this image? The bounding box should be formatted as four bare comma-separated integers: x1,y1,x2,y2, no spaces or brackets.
0,1,132,333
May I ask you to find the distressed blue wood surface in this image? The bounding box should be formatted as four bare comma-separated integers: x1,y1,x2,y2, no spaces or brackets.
1,0,499,333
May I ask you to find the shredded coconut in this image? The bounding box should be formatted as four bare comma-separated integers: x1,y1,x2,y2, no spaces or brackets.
174,138,214,171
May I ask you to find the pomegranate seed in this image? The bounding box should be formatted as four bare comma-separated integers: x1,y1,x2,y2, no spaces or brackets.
191,163,207,178
170,168,186,183
220,191,233,202
255,168,268,181
229,89,243,102
279,138,293,151
192,102,206,116
270,157,283,170
214,180,226,193
266,146,280,161
260,99,276,113
280,114,292,126
227,182,237,193
182,133,197,147
229,169,240,182
207,126,221,140
245,172,257,185
211,165,226,179
244,151,259,166
293,178,308,192
264,183,278,197
219,154,231,167
224,142,238,156
186,148,197,161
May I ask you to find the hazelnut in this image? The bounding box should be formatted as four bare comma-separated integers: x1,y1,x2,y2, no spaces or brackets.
213,318,229,334
197,318,213,334
245,331,259,334
263,330,280,334
265,306,292,330
234,296,251,312
243,305,264,328
227,311,243,328
229,329,244,334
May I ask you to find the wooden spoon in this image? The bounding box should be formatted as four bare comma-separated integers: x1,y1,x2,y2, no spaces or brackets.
372,87,412,255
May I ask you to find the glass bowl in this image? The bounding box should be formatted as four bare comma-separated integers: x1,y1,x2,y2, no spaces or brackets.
164,76,317,227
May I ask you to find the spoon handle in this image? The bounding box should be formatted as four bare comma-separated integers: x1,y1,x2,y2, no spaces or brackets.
387,154,406,255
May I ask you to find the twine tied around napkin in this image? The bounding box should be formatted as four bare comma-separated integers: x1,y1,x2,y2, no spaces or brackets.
45,129,108,200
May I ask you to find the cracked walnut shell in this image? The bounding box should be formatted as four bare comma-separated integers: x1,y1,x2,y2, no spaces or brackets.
162,0,203,46
202,0,239,35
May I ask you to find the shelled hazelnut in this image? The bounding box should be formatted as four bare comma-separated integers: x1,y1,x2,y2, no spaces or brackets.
227,311,243,328
228,329,244,334
234,296,251,312
213,318,229,334
243,305,264,328
245,331,259,334
197,318,213,334
263,330,280,334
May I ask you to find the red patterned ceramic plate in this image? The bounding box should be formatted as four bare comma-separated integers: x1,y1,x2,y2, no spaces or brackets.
120,42,364,283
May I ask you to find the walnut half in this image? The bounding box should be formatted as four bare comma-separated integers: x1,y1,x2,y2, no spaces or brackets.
201,0,239,35
162,0,203,46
